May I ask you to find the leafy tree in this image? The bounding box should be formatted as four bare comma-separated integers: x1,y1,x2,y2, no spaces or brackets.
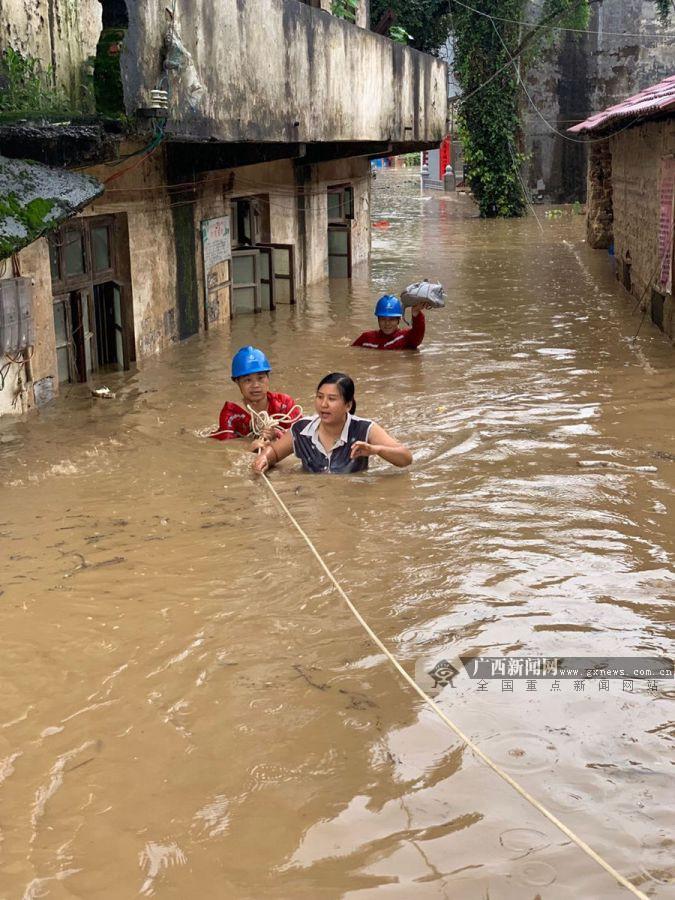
371,0,453,54
374,0,672,216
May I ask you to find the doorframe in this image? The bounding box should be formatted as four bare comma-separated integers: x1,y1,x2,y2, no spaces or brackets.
49,213,136,381
327,224,352,279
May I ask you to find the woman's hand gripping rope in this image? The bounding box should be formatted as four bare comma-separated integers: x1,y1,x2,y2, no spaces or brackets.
247,403,302,464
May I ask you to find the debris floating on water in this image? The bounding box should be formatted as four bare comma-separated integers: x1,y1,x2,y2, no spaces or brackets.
91,387,115,400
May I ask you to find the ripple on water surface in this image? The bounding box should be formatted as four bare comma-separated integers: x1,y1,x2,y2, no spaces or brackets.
0,170,673,897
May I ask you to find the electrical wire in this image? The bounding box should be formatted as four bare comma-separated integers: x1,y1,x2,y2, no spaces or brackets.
484,10,648,144
507,142,545,232
450,0,675,39
102,123,165,184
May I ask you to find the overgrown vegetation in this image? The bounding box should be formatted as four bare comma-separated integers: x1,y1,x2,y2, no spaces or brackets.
0,47,69,120
452,0,595,217
93,27,126,117
331,0,359,22
654,0,671,23
373,0,671,217
371,0,453,54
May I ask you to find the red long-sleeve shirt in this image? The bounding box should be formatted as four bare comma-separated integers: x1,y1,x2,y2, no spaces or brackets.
210,391,300,441
352,312,425,350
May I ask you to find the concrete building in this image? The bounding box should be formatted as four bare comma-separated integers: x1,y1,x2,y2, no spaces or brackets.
523,0,675,202
0,0,447,417
571,74,675,343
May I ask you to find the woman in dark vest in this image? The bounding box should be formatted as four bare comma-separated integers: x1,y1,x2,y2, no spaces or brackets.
251,373,412,475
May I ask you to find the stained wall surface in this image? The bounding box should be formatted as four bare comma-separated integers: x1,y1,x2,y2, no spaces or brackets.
523,0,675,200
610,120,675,341
1,0,101,104
122,0,447,145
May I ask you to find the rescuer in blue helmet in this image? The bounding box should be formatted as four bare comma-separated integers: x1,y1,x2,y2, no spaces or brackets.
352,294,429,350
210,346,300,443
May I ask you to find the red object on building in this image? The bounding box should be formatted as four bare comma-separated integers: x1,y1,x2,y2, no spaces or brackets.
439,136,452,175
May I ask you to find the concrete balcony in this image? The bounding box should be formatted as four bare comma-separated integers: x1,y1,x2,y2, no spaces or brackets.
123,0,447,151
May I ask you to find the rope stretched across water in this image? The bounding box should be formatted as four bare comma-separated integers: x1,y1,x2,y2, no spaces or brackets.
257,469,649,900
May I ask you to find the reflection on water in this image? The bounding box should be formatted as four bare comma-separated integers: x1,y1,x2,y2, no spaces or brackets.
0,170,673,898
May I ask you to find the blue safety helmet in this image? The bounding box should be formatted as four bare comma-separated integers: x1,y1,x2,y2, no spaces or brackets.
374,294,403,318
231,346,271,380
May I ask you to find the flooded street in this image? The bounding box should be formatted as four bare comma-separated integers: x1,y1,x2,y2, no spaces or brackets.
1,169,674,898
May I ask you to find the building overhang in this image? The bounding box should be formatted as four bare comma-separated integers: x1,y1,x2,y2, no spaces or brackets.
0,122,121,169
0,156,104,260
166,139,441,176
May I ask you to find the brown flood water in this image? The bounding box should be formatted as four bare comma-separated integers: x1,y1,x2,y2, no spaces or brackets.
1,170,674,899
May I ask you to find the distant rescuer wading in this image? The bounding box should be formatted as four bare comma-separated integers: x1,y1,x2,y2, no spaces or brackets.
252,373,412,475
352,295,430,350
210,346,300,447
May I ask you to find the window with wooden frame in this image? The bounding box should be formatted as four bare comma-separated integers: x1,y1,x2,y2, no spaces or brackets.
327,184,354,223
48,214,134,383
49,216,116,293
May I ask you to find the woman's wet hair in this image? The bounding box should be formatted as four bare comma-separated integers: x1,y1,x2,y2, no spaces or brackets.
317,373,356,414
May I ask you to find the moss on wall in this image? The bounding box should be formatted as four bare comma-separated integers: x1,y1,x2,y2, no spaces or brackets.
93,27,126,117
0,156,103,260
0,194,57,259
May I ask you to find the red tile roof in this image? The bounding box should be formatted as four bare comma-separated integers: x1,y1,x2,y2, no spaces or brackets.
569,73,675,135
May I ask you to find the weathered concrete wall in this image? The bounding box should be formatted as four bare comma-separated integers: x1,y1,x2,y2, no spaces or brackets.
85,147,179,359
610,120,675,342
0,239,54,417
1,0,101,105
123,0,446,145
523,0,675,200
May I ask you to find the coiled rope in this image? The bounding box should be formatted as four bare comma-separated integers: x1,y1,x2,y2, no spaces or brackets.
246,403,303,438
257,470,649,900
198,402,303,440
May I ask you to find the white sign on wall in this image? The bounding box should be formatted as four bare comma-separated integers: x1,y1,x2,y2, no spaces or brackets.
201,216,232,324
202,216,231,274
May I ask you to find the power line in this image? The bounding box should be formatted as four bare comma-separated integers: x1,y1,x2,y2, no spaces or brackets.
485,9,647,144
508,141,545,232
450,0,675,39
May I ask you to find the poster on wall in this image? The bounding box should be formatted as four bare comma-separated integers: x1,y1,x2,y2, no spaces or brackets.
658,158,675,293
201,216,232,324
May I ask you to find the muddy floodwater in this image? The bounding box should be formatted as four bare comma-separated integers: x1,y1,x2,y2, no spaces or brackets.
1,170,674,899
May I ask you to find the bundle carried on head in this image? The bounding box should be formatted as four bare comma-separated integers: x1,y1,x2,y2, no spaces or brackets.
400,280,446,309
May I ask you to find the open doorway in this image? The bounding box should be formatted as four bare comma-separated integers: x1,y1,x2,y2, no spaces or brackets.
94,282,124,369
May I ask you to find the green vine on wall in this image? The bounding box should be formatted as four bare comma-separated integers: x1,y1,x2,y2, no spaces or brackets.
452,0,526,217
451,0,593,217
